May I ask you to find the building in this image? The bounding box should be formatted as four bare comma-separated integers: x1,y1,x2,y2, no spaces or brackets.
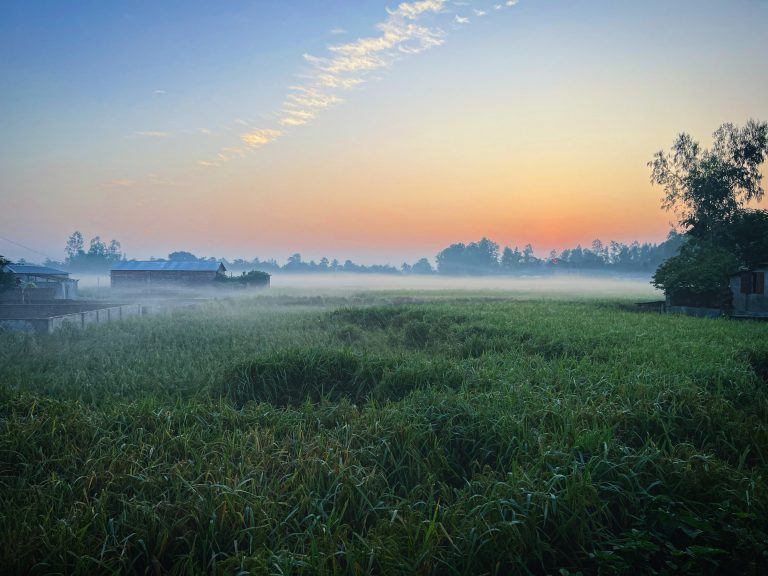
730,265,768,317
110,261,226,290
0,264,79,301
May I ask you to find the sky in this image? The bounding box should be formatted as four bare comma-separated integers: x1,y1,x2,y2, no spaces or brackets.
1,0,767,265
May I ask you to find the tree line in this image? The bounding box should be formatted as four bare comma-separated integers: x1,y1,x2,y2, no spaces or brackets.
34,233,684,277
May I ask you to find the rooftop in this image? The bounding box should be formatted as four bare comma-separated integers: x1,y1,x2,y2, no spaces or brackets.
3,264,70,277
111,261,226,272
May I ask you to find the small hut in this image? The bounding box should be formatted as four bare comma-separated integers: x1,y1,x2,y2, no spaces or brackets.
730,265,768,318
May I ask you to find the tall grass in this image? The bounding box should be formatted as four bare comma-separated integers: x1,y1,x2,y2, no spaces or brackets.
1,294,767,574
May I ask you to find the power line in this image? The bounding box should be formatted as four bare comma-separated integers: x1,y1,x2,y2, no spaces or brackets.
0,234,55,261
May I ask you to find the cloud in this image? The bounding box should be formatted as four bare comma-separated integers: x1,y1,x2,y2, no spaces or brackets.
218,147,245,161
134,131,169,138
241,128,282,148
154,89,166,95
271,0,446,132
108,179,136,187
204,0,518,167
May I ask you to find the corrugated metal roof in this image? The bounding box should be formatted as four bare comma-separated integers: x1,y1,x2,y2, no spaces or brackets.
4,264,69,276
111,261,226,272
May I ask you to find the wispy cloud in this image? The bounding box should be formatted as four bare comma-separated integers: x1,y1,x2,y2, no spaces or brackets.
200,0,521,167
241,128,282,148
329,27,347,35
134,131,169,138
108,179,136,187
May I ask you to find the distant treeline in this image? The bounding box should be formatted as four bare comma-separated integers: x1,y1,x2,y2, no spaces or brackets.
35,230,683,276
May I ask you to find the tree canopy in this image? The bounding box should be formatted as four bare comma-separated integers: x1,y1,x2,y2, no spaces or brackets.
649,120,768,239
649,120,768,306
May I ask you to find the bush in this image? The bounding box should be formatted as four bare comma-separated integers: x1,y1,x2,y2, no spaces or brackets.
215,269,270,288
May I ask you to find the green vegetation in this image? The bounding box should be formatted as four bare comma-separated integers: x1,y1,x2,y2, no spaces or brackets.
215,269,271,288
0,255,19,293
649,120,768,306
1,292,767,574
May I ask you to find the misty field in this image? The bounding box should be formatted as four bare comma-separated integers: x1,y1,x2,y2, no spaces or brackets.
1,292,767,574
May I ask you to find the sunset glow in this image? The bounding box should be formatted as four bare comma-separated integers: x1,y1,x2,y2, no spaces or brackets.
2,0,767,263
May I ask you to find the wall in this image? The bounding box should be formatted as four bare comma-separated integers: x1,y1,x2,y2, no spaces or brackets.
730,270,768,316
111,270,218,288
0,304,142,335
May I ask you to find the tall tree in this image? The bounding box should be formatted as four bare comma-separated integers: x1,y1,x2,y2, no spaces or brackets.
648,119,768,239
65,231,85,260
649,120,768,306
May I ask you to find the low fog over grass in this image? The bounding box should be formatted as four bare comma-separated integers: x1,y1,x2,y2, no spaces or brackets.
267,273,660,300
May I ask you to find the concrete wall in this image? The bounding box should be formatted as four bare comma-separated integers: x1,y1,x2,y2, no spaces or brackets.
0,287,57,303
730,272,768,316
0,304,142,335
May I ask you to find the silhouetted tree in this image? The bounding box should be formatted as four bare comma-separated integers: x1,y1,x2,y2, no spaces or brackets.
437,238,500,275
64,232,123,270
649,120,768,306
0,255,19,293
168,251,198,262
649,119,768,239
411,258,434,275
65,231,85,260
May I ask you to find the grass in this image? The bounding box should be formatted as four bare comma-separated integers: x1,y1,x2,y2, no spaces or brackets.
1,292,767,574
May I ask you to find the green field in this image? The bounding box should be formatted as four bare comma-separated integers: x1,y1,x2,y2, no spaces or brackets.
1,291,767,574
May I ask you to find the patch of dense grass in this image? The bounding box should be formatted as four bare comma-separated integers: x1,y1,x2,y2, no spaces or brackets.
225,348,465,407
1,294,767,574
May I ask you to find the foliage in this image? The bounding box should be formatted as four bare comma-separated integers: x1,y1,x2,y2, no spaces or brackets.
648,119,768,238
64,230,123,271
0,255,19,293
214,269,271,288
1,294,767,573
727,208,768,268
436,237,501,275
167,250,199,262
649,120,768,302
652,239,740,307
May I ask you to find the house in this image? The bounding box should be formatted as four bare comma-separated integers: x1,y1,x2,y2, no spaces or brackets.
110,260,226,290
730,265,768,317
0,264,79,301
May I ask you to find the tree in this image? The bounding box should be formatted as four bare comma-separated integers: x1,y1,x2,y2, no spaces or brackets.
436,238,500,275
652,239,739,308
649,120,768,239
411,258,434,275
649,120,768,306
727,209,768,269
65,231,84,260
168,251,198,262
0,255,19,293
